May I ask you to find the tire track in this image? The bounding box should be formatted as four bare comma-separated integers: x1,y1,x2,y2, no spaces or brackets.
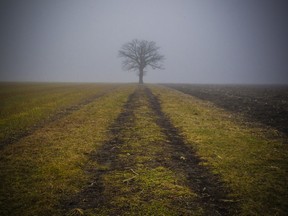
144,86,237,215
0,87,117,150
64,88,140,212
64,86,237,215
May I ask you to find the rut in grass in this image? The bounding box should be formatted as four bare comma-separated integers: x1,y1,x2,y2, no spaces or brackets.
144,87,237,215
65,86,237,215
0,87,116,149
64,87,140,212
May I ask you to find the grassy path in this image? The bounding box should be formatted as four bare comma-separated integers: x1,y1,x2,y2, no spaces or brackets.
65,86,236,215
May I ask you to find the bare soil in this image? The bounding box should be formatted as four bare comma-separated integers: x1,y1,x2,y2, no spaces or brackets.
64,86,237,215
165,84,288,136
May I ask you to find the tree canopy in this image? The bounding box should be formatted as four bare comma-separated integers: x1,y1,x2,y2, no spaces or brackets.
118,39,164,84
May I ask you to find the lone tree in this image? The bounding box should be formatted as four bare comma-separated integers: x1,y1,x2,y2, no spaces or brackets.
118,39,165,84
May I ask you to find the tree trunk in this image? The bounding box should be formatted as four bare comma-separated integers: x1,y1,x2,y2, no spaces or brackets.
138,68,144,84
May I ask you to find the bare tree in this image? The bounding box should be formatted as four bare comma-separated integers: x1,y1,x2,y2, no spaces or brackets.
118,39,165,84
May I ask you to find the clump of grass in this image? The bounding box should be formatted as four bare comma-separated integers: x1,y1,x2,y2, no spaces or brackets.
151,85,288,215
0,85,135,216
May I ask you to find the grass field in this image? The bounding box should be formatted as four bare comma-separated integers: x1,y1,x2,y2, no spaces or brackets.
0,83,119,147
0,83,287,216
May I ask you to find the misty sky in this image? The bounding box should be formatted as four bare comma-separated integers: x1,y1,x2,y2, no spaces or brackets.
0,0,288,84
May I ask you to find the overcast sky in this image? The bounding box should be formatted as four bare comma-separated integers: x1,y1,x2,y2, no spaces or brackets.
0,0,288,84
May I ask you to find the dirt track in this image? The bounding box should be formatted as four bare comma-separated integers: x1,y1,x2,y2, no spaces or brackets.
64,86,237,215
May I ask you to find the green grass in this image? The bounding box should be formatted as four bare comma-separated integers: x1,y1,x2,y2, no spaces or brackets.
151,85,288,216
0,85,135,216
0,82,117,143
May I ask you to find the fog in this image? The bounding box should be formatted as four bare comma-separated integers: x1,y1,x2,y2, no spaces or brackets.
1,0,288,84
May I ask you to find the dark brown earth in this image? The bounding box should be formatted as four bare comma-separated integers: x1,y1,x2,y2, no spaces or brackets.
164,84,288,136
64,86,237,215
0,87,116,149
